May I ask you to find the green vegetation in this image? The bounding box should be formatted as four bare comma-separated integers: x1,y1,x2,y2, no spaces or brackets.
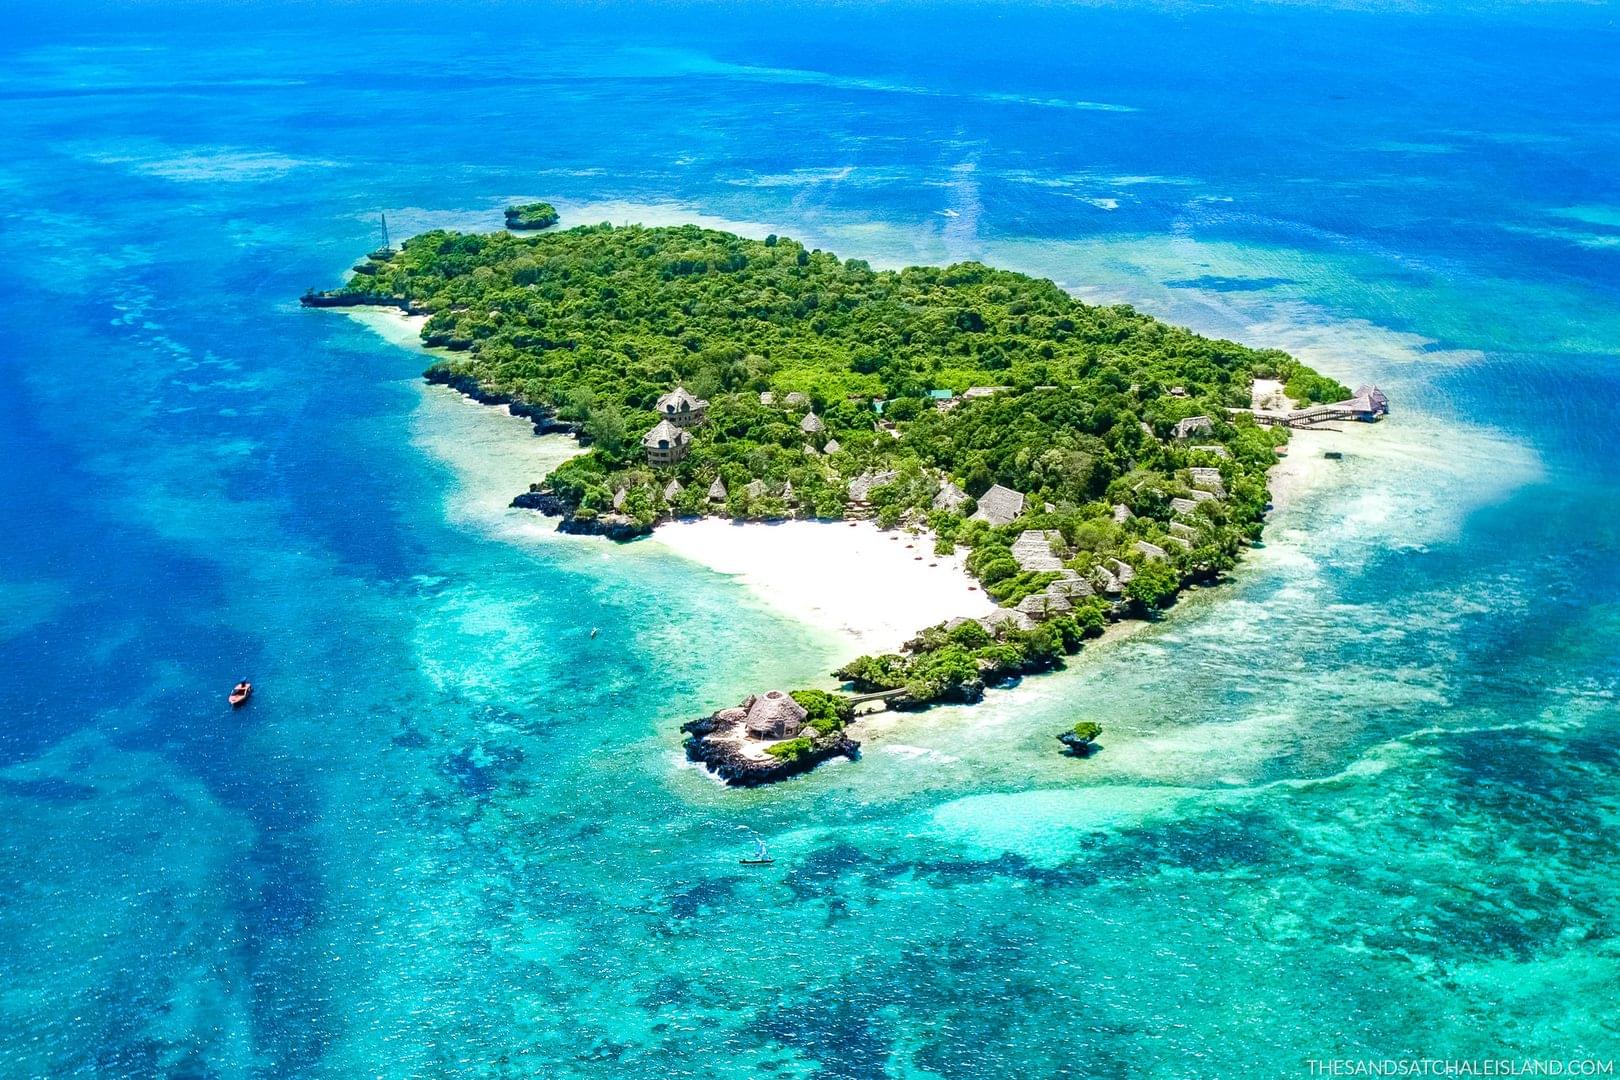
1069,721,1103,744
764,737,815,762
1057,719,1104,757
1282,366,1352,407
789,688,855,734
1125,558,1180,612
319,220,1342,709
835,600,1108,706
504,202,559,230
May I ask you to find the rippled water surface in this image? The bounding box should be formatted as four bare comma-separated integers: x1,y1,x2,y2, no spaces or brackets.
1,3,1617,1076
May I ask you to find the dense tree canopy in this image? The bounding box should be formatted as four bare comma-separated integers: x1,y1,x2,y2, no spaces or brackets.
320,221,1348,702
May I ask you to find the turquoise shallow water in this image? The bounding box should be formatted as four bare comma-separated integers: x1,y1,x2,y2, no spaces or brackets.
1,4,1618,1076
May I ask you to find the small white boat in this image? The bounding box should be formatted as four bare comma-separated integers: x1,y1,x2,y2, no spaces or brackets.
739,829,774,866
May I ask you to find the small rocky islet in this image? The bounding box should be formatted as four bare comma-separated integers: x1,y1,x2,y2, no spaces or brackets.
303,212,1386,785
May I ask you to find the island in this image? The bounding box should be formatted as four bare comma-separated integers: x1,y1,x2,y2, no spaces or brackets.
680,689,860,786
303,215,1386,785
1058,721,1104,757
504,202,560,230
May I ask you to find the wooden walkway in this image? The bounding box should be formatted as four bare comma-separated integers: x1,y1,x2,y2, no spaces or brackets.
1234,384,1389,429
847,687,908,705
1234,403,1377,429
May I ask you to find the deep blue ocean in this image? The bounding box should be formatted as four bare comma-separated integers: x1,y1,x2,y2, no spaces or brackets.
2,2,1618,1076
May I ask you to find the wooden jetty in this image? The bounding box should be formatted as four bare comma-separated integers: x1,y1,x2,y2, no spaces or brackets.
1237,384,1389,429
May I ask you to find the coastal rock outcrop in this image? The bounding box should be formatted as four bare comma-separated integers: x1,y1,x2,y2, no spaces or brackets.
681,706,859,787
299,290,430,316
557,511,651,542
509,486,652,541
423,367,581,437
1058,722,1103,757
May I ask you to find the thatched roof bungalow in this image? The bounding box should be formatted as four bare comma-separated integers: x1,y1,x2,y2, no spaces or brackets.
663,478,683,500
981,609,1036,633
707,477,728,502
934,480,970,512
848,469,898,503
1134,540,1169,561
642,418,692,466
1351,384,1390,417
654,386,708,427
1106,558,1136,585
1171,497,1198,516
743,690,808,740
1011,529,1065,572
1112,503,1134,524
970,484,1026,526
1189,467,1225,495
1049,575,1095,599
1173,416,1213,439
1016,592,1071,620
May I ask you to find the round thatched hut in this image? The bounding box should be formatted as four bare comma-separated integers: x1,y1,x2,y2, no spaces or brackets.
743,690,808,740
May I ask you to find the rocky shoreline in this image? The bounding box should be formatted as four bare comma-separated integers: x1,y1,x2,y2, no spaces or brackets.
299,292,648,538
299,290,430,316
421,367,583,439
680,708,859,787
511,488,651,541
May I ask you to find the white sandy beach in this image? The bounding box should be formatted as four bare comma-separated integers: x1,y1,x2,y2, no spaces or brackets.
649,518,996,654
341,306,427,349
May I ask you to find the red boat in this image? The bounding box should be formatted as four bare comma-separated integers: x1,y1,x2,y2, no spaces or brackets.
229,681,253,708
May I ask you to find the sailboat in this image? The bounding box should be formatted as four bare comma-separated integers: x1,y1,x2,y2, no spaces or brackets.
739,830,774,866
371,212,394,259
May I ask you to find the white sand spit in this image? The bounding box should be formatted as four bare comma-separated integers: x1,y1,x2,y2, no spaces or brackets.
649,519,996,654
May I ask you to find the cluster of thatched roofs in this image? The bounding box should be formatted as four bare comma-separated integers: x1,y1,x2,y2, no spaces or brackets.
997,536,1141,622
631,386,1233,572
639,384,841,500
698,476,797,505
1099,448,1230,561
641,386,707,464
981,456,1232,620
